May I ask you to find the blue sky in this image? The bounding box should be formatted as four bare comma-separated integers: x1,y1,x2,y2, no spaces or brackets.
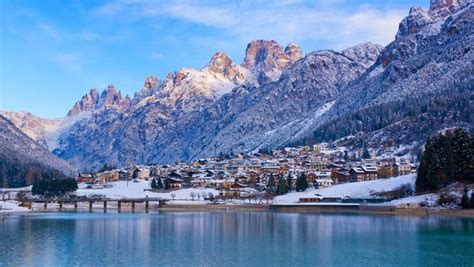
0,0,428,119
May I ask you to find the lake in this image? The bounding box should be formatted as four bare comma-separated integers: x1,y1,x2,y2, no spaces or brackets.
1,211,473,266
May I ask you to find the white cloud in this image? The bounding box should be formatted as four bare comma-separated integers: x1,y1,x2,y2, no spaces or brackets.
37,23,62,41
51,52,83,71
93,0,409,50
151,52,164,60
80,32,104,41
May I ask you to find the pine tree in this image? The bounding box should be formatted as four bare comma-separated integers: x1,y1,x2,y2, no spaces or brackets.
295,173,309,192
470,192,474,209
451,128,473,181
276,177,289,195
164,178,170,190
287,174,293,192
343,151,349,162
461,186,470,209
362,147,371,159
157,178,164,189
417,129,473,193
266,174,276,194
151,179,157,189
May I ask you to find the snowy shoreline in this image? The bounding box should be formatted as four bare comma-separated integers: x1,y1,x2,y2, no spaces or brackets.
2,175,473,218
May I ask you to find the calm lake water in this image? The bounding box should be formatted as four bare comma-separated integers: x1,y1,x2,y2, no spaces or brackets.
1,211,473,266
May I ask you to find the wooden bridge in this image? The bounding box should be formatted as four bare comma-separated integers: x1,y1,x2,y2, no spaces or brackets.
18,197,168,213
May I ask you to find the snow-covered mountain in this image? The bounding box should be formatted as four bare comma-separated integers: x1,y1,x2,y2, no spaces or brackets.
48,41,381,170
3,0,472,171
0,111,91,151
306,0,473,153
49,41,304,170
0,115,74,187
170,43,383,161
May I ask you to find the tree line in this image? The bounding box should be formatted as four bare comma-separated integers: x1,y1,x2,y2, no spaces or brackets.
290,87,472,150
31,178,78,196
266,173,311,195
151,178,170,190
416,128,473,193
1,162,70,188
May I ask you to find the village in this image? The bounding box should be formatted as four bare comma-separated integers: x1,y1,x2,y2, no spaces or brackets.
76,143,417,200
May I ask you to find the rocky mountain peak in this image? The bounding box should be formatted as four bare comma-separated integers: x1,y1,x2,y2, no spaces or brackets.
67,88,100,117
144,76,159,91
241,40,301,85
396,6,433,38
166,71,187,86
133,76,161,102
429,0,460,16
396,0,466,38
98,85,123,108
342,42,384,68
68,86,126,117
206,52,245,83
428,0,462,18
284,43,303,62
122,95,131,111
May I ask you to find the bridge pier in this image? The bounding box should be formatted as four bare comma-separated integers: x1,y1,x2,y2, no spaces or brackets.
21,198,164,213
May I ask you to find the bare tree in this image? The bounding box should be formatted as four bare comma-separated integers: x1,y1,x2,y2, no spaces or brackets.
201,191,207,200
190,191,196,201
171,192,176,200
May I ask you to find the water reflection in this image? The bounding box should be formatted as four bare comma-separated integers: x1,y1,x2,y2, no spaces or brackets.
1,212,473,266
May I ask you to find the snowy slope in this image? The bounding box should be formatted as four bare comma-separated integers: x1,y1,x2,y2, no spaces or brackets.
0,111,91,151
0,201,29,213
274,174,416,204
75,181,219,201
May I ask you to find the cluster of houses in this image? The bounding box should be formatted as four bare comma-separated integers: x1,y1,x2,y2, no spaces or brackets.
77,143,417,195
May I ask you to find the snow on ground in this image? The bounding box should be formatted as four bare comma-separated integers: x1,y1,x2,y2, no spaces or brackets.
0,186,32,192
76,181,219,202
274,174,416,204
389,194,438,206
0,201,29,213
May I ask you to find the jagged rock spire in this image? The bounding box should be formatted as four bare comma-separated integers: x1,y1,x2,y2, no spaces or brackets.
206,52,245,83
241,40,302,85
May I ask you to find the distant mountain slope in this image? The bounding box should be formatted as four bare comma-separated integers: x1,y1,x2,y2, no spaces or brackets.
300,0,473,152
52,41,305,170
0,111,91,151
0,115,74,188
168,43,383,161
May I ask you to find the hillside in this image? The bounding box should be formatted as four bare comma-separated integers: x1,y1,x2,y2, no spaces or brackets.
0,115,74,188
300,0,474,153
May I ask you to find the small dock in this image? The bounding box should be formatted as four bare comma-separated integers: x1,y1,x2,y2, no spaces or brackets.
18,197,168,213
